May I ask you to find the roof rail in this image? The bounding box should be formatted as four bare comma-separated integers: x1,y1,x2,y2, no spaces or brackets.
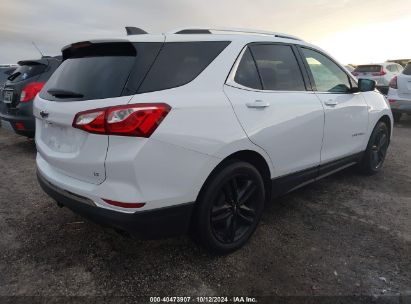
170,27,302,41
125,26,148,35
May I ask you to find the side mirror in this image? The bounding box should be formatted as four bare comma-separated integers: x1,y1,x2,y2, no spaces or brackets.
358,78,376,92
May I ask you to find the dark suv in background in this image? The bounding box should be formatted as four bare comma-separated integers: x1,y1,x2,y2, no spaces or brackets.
0,56,61,137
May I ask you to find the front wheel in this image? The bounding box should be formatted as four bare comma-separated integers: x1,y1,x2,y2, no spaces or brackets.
193,161,265,255
357,121,389,175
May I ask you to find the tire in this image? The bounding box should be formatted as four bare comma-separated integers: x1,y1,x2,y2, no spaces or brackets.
393,112,402,123
357,121,389,175
193,161,265,255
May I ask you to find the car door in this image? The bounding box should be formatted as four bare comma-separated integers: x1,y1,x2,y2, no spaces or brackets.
224,43,325,180
299,47,369,166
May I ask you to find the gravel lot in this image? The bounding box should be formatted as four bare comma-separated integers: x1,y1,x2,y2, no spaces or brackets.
0,117,410,301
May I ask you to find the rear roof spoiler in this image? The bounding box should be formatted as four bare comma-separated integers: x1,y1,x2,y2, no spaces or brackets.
125,26,147,35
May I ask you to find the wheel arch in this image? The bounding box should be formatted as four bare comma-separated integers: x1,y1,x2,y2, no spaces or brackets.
196,150,273,204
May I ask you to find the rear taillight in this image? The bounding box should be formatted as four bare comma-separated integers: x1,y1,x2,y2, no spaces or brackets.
73,103,171,137
372,67,386,76
20,82,45,102
389,76,398,89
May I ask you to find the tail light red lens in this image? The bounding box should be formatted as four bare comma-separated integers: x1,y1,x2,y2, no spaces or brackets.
389,76,398,89
73,103,171,137
372,67,386,76
20,82,45,102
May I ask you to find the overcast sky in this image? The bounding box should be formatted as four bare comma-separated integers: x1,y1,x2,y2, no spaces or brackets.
1,0,410,64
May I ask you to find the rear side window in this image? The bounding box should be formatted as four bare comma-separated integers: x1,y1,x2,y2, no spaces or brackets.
138,41,230,93
234,48,262,90
249,44,306,91
7,63,46,83
403,63,411,75
354,65,382,73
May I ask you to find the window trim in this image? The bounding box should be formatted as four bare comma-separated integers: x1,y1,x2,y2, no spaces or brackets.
296,46,359,95
226,42,312,93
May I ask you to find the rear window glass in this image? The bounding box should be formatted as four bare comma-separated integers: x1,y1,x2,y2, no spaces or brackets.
250,44,306,91
234,48,262,90
354,65,382,73
7,64,46,83
403,63,411,75
41,56,135,101
40,42,162,101
138,41,230,93
41,41,229,101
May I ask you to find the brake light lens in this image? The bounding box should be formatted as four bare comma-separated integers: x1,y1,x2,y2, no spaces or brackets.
389,76,398,89
20,82,45,102
73,103,171,137
372,67,386,76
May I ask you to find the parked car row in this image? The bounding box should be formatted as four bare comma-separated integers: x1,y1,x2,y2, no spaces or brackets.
0,27,396,253
352,62,404,95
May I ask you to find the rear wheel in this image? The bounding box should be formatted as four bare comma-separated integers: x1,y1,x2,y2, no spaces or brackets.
393,112,402,123
358,121,389,175
193,161,265,255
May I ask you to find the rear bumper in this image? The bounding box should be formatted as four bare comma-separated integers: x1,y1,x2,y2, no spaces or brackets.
0,111,35,137
37,170,195,239
389,99,411,114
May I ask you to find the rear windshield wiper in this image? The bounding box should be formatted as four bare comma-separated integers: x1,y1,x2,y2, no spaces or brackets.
7,72,21,81
47,88,84,98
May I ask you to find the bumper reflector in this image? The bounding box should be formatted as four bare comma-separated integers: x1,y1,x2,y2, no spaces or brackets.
103,199,145,209
15,122,26,130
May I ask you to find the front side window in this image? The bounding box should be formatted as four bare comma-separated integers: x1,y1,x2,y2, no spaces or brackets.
249,44,306,91
302,48,351,93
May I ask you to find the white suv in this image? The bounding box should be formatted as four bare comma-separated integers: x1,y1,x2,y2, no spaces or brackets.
34,27,393,254
387,61,411,122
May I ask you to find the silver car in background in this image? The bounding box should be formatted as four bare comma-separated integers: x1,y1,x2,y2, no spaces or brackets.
353,62,403,95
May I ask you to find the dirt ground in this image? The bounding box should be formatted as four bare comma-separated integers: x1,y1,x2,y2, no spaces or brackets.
0,116,410,303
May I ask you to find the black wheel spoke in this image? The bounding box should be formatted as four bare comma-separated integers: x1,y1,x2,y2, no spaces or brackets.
378,134,387,149
212,203,231,216
238,211,254,225
224,214,236,242
210,172,262,245
211,208,232,225
238,180,256,205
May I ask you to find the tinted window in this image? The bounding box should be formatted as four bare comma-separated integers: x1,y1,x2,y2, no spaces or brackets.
354,65,382,73
302,48,351,93
41,57,135,101
40,42,162,101
7,63,46,83
249,44,305,91
403,63,411,75
234,48,262,90
139,41,230,93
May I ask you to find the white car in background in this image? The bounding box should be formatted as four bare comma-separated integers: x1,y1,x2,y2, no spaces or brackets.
34,27,393,254
387,61,411,122
353,62,404,95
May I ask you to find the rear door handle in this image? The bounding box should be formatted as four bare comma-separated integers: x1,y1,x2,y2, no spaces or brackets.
324,100,338,107
246,100,270,108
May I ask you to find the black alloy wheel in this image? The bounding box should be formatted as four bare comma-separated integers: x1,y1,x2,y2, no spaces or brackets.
194,161,265,254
